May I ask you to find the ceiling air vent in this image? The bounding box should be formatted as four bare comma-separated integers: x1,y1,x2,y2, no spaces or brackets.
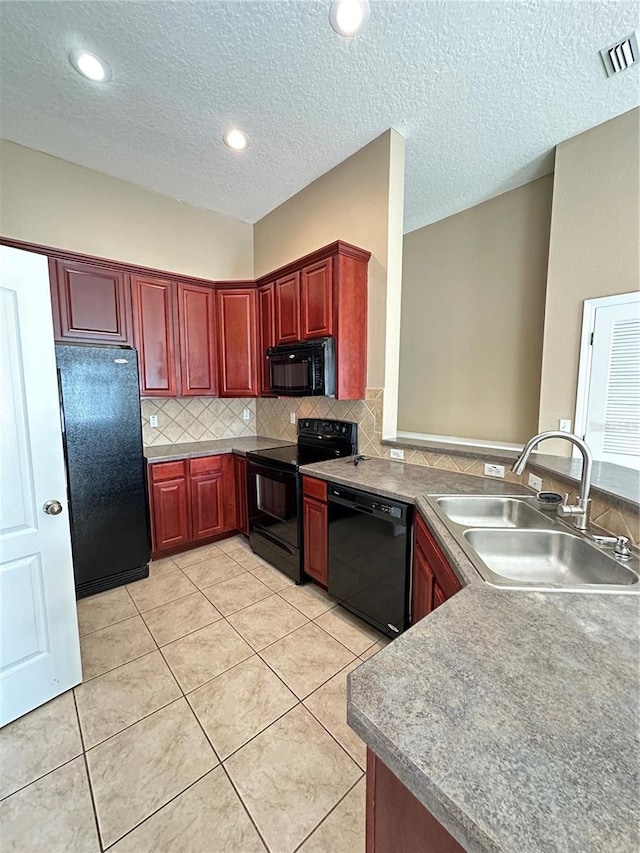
600,31,639,77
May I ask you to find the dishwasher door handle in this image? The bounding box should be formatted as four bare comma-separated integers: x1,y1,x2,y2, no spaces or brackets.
353,504,373,514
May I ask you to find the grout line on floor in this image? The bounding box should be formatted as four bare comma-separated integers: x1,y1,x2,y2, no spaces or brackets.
219,763,271,852
0,751,81,805
291,772,365,853
73,691,105,852
78,611,143,641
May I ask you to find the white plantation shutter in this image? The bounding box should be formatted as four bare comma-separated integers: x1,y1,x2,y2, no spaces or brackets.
584,297,640,469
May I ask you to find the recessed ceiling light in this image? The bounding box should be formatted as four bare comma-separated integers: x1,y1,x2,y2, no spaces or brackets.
224,129,248,151
69,49,110,82
330,0,370,37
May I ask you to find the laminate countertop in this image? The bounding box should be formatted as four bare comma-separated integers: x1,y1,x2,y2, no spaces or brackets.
144,436,293,462
299,456,640,853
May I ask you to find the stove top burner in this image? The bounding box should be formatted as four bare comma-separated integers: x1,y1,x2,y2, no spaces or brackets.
247,418,358,471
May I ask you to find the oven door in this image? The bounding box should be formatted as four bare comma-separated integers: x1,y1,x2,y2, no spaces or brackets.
269,352,313,396
248,461,300,549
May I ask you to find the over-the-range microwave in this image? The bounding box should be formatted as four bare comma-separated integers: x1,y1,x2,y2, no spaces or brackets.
267,337,335,397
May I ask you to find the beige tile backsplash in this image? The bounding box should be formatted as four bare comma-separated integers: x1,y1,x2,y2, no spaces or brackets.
140,389,637,545
141,397,256,447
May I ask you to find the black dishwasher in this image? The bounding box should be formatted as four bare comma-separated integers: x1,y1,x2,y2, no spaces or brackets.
327,484,412,638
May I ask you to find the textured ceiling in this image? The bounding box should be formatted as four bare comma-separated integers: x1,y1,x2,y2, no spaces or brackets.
0,1,638,233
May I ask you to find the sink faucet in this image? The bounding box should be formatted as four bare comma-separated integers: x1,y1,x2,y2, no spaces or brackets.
512,431,593,531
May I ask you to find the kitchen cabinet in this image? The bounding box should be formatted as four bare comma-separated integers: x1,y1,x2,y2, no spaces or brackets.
131,275,179,397
217,288,259,397
49,259,132,345
234,453,249,536
178,283,217,396
411,513,462,624
366,749,464,853
300,258,333,339
257,282,276,396
257,241,369,399
148,454,237,556
302,476,328,585
275,272,301,344
149,461,190,551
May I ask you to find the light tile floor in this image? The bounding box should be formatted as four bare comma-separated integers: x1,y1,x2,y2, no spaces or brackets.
0,536,391,852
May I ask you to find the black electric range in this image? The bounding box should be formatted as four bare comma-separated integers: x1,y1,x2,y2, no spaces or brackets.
246,418,357,582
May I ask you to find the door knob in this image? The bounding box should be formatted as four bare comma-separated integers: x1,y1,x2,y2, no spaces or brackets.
43,500,63,516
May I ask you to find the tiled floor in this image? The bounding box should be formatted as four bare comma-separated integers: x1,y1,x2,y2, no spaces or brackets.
0,536,390,852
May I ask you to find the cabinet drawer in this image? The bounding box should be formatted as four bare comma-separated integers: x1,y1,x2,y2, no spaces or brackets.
302,476,327,501
415,513,462,600
150,460,186,482
189,455,223,476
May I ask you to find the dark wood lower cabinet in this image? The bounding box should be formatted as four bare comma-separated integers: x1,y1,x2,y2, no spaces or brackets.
411,514,462,624
367,749,464,853
302,476,328,586
149,454,236,557
234,454,249,536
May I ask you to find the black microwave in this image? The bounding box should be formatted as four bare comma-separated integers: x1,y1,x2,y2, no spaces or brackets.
267,337,335,397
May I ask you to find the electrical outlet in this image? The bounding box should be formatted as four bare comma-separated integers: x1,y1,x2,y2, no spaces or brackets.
243,408,250,421
528,473,543,491
390,448,404,460
149,415,158,428
559,419,572,433
484,463,505,478
290,412,296,424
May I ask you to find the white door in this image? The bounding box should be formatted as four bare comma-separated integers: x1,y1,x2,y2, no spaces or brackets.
0,246,81,727
579,293,640,469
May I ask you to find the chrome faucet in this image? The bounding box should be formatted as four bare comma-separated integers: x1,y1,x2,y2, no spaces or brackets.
512,431,593,531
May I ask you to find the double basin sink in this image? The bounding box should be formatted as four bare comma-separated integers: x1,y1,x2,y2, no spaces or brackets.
425,495,639,593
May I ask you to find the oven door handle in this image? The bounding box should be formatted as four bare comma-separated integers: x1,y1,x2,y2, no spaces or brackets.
252,525,296,555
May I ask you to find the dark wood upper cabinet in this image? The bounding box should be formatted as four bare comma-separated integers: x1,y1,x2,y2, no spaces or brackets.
217,288,259,397
131,276,179,397
178,283,217,396
258,282,276,396
50,259,132,344
274,271,301,344
301,258,333,339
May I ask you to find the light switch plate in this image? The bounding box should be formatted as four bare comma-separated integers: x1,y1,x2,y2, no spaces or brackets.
559,419,572,433
149,415,158,428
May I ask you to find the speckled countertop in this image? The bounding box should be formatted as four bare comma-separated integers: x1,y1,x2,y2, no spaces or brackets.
300,456,640,853
144,435,293,462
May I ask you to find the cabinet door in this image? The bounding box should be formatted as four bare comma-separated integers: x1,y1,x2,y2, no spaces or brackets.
178,283,217,396
301,259,333,339
258,283,276,396
131,276,179,396
151,477,189,551
275,272,301,344
217,288,258,397
411,543,435,623
50,259,132,344
234,454,249,535
303,496,328,585
190,473,224,540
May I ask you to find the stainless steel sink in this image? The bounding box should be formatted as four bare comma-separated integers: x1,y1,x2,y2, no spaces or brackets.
463,528,639,588
425,494,639,593
436,496,550,529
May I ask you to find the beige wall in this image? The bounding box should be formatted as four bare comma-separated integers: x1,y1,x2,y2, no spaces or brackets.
253,130,405,396
0,140,253,280
539,107,640,452
398,175,553,444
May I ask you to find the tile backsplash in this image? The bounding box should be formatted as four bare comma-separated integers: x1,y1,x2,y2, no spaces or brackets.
141,397,256,446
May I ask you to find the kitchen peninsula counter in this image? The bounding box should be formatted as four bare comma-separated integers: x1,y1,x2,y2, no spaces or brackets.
300,455,640,853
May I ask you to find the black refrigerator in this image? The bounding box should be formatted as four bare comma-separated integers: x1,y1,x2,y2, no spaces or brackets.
56,344,151,598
